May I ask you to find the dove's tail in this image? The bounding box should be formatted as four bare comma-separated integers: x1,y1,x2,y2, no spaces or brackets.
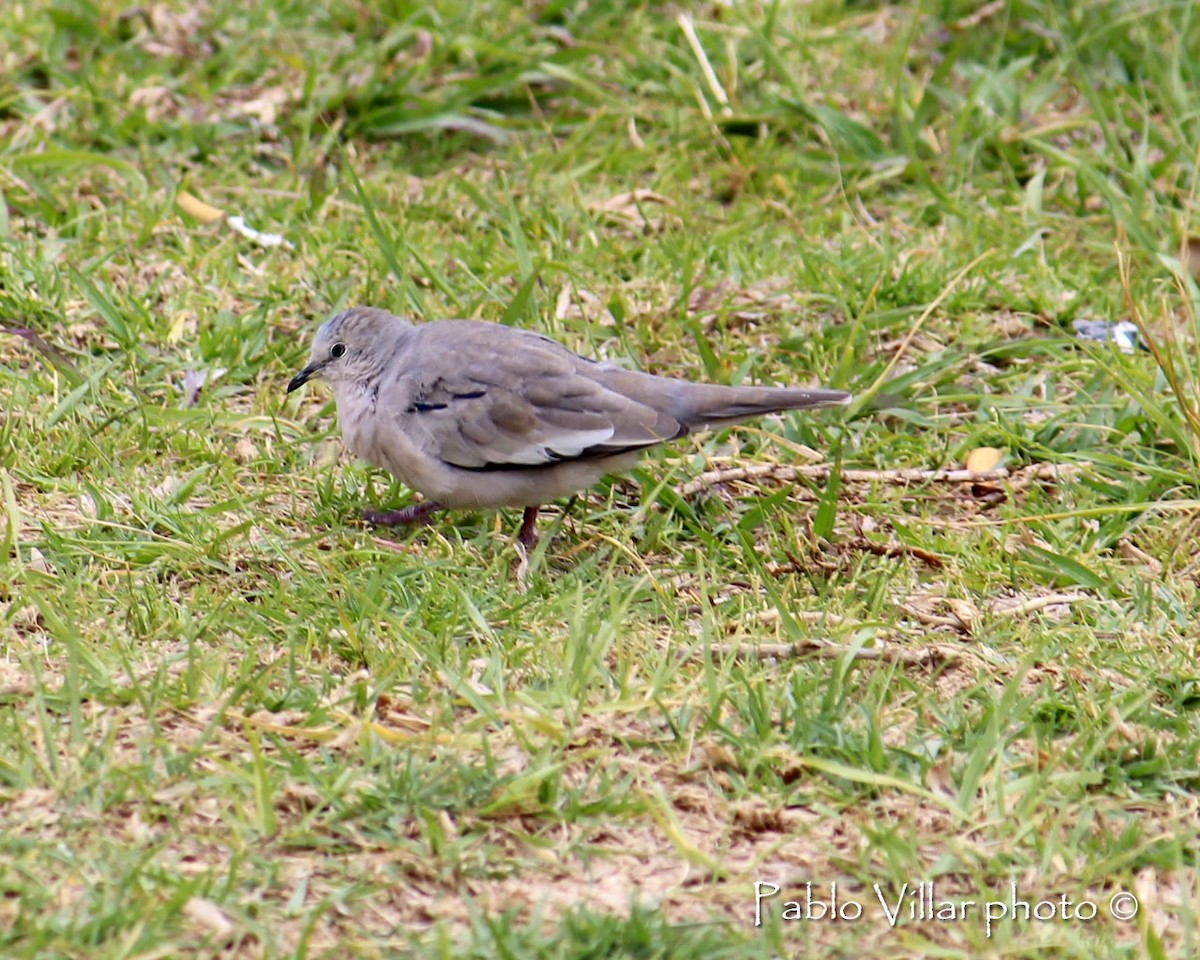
670,382,852,432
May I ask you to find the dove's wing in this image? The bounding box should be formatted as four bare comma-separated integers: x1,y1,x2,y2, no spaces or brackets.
394,321,686,471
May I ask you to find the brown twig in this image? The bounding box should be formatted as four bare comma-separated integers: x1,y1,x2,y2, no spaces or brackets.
845,536,945,569
897,603,968,631
692,639,967,667
679,461,1084,498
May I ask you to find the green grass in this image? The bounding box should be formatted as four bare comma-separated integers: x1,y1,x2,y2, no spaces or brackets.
3,0,1200,956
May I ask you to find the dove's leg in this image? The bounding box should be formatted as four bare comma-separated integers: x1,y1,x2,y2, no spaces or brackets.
517,506,540,546
363,502,443,526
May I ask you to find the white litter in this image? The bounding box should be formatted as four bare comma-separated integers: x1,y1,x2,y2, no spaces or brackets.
1072,319,1145,354
227,215,294,249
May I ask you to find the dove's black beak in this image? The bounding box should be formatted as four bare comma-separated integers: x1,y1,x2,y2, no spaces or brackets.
287,361,324,394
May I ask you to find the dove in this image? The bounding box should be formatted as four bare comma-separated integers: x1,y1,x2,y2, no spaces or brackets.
287,307,851,545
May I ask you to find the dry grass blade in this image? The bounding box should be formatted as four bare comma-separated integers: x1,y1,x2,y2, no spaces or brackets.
1118,245,1200,460
856,249,993,407
0,324,81,382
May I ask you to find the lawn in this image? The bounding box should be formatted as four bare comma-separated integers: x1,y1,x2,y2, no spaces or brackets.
3,0,1200,956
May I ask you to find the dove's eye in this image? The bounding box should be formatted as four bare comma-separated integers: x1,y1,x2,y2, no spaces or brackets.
330,343,347,359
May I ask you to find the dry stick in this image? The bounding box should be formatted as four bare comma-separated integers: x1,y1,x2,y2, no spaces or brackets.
845,536,944,569
679,461,1082,498
989,592,1090,618
899,592,1091,630
897,604,966,631
757,609,849,628
692,639,968,667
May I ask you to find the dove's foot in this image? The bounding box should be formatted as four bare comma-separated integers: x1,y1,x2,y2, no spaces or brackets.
363,501,443,526
517,506,540,547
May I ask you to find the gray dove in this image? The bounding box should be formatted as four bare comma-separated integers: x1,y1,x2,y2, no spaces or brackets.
287,307,851,545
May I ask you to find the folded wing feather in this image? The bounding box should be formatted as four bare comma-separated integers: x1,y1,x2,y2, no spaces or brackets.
400,328,684,471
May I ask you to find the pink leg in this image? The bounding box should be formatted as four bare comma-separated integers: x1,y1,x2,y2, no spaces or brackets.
517,506,540,546
363,501,443,526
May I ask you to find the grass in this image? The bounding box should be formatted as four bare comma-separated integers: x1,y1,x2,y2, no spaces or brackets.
3,0,1200,956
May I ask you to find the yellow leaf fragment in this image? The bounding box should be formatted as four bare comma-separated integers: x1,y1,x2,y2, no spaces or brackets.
966,447,1002,472
177,190,225,223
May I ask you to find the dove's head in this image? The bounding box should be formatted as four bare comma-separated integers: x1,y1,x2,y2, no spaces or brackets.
287,307,412,394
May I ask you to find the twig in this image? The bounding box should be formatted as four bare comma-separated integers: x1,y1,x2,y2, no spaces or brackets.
679,461,1083,498
846,536,945,569
756,609,849,628
692,639,966,667
897,604,967,631
989,592,1089,617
